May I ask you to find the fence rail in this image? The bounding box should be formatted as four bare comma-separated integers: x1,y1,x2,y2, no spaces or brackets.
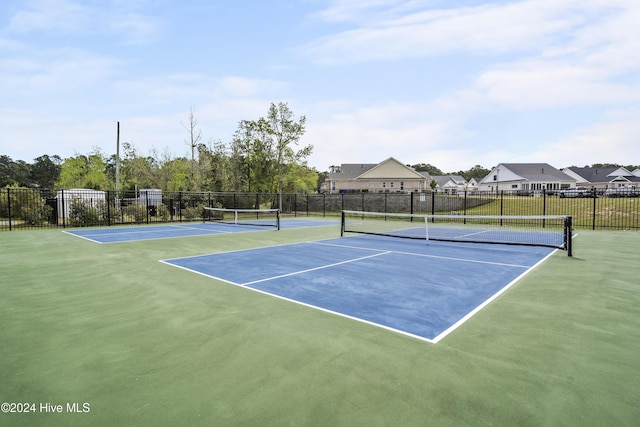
1,188,638,231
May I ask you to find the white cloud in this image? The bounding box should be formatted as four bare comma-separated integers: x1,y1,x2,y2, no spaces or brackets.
217,76,288,98
112,74,287,112
0,109,116,160
304,72,640,171
306,0,579,64
305,0,640,66
313,0,407,23
0,48,122,97
109,12,162,45
4,0,162,43
476,60,640,109
529,109,640,167
2,0,638,173
305,95,481,171
6,0,92,34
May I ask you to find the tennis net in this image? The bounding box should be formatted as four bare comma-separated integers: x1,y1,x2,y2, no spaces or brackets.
341,210,573,255
203,207,280,230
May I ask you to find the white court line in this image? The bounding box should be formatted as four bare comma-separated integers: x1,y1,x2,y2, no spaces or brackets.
61,230,104,244
311,240,532,269
430,248,560,343
63,224,238,243
160,237,560,345
449,229,492,239
159,253,438,344
240,251,392,286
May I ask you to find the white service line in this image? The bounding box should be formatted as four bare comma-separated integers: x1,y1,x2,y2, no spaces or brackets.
241,251,392,286
311,240,532,268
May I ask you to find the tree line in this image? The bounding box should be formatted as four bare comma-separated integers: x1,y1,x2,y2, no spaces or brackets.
1,102,320,194
2,101,638,193
409,163,492,182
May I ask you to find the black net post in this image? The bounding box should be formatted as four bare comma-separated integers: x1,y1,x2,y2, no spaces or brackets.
565,216,573,257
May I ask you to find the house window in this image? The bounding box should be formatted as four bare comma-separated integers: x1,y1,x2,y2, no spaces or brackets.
390,182,394,188
493,175,497,181
400,181,404,190
382,182,386,188
331,181,335,191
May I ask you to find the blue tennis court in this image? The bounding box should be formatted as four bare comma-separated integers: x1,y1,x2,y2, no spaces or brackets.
162,235,558,343
63,218,338,243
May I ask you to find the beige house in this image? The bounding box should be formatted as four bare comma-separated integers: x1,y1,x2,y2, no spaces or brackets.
325,157,432,194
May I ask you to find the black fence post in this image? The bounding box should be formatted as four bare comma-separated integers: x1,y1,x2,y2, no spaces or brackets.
7,188,12,231
61,189,66,228
107,190,111,226
431,191,436,216
592,192,597,230
463,190,468,216
323,193,326,217
500,190,504,226
410,192,414,215
145,191,150,224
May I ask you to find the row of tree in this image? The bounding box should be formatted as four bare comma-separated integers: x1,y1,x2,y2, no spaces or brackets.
410,163,492,181
3,102,638,192
0,154,63,189
1,103,320,194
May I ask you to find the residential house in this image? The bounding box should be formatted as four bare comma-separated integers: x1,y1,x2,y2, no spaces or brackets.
562,166,640,190
467,178,479,191
478,163,575,193
325,157,432,194
431,175,468,194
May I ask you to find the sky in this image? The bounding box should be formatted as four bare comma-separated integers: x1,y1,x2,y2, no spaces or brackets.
1,0,639,173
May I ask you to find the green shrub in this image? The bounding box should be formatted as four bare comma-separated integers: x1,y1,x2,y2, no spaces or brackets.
69,197,100,226
182,204,204,220
123,202,147,223
156,204,170,221
1,187,53,225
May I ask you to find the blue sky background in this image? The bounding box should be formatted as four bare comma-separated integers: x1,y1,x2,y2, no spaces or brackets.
1,0,639,172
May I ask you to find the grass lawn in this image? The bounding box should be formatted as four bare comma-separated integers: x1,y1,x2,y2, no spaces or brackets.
461,195,640,230
1,225,639,426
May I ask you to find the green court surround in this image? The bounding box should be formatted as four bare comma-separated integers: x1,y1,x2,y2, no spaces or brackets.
1,226,638,426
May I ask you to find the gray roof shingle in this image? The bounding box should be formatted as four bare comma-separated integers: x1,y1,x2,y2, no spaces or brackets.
502,163,571,181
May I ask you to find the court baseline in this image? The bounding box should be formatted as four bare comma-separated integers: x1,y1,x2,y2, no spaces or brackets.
63,219,339,243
